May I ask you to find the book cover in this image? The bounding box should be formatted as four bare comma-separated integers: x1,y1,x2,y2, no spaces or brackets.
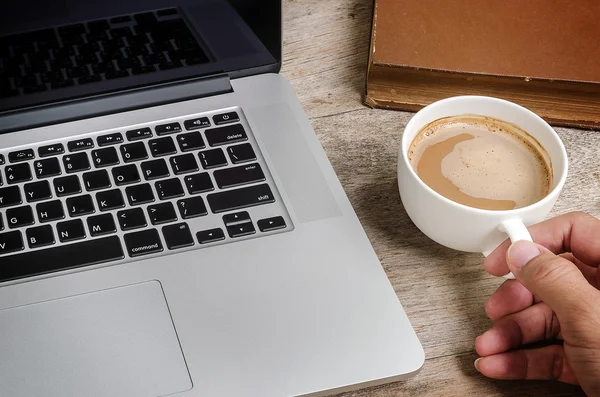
365,0,600,128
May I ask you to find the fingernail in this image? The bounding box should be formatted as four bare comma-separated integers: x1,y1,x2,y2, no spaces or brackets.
507,240,540,269
474,358,482,372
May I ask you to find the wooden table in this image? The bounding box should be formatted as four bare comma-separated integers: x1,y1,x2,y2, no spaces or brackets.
280,1,598,395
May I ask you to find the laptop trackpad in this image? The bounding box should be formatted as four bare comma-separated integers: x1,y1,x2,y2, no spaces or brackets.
0,281,192,397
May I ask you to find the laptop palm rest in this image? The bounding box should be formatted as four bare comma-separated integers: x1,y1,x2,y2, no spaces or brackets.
0,281,192,397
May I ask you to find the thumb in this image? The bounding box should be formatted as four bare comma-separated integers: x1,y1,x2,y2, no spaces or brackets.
506,240,595,319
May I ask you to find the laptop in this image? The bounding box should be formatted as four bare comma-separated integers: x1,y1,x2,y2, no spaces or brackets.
0,1,424,396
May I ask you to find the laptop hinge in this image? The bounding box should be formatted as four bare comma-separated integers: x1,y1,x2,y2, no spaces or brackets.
0,74,233,134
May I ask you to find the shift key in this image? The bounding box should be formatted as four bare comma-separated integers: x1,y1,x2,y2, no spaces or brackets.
207,183,275,213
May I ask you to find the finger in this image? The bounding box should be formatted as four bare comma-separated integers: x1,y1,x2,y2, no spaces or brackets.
476,302,559,356
485,279,533,320
559,253,598,288
506,241,598,322
484,212,600,276
475,345,578,384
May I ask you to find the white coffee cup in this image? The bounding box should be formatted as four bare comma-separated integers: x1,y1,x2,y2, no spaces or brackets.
397,96,568,278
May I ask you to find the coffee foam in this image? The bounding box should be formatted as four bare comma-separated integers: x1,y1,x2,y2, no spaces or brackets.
408,115,553,211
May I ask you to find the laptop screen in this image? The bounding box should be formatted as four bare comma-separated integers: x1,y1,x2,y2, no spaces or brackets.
0,0,281,116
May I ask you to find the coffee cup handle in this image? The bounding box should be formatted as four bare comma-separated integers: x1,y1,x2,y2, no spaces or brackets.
482,219,533,280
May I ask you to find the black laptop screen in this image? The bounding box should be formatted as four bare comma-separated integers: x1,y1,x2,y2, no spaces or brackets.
0,0,281,115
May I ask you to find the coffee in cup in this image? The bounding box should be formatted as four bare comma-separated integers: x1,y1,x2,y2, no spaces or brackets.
398,96,568,261
408,115,552,211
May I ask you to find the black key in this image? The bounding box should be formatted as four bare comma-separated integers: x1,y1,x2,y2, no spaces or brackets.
5,163,33,184
97,133,123,146
68,138,94,152
213,163,265,189
78,75,103,85
154,178,184,200
0,89,18,98
0,186,22,208
156,122,182,135
112,164,140,186
96,189,125,212
120,142,148,162
222,211,251,226
9,148,35,162
134,12,157,26
176,132,205,152
196,228,225,244
124,229,163,257
0,154,4,165
147,202,177,225
6,205,35,228
66,195,95,217
34,158,62,178
82,170,111,191
83,170,112,192
38,143,65,157
226,222,256,238
126,183,155,205
117,208,147,231
184,172,214,194
23,84,48,94
158,60,183,70
0,231,24,254
50,79,75,89
87,214,117,236
105,69,130,79
205,124,248,147
184,117,210,130
149,137,177,157
227,143,256,164
213,111,239,125
63,152,91,173
36,200,65,222
0,215,3,230
91,147,120,168
26,225,55,248
59,23,85,35
88,19,110,32
23,181,52,202
126,127,153,141
54,175,81,196
170,154,198,175
0,236,124,282
111,15,131,24
6,201,34,229
157,8,178,16
141,159,170,180
162,223,194,250
131,65,156,74
177,197,207,219
155,178,184,200
207,183,275,213
258,216,287,232
199,148,227,169
56,219,86,242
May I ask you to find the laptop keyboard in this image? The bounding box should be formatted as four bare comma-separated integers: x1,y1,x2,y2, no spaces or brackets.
0,108,292,282
0,8,210,98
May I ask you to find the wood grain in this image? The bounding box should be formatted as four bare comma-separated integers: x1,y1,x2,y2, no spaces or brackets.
281,0,600,395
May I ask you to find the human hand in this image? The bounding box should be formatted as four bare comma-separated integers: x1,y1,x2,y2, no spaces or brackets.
475,212,600,396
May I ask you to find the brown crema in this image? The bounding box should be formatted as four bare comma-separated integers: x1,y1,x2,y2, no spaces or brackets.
408,115,553,211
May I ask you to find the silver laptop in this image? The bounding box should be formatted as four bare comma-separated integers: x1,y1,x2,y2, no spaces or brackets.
0,1,424,395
